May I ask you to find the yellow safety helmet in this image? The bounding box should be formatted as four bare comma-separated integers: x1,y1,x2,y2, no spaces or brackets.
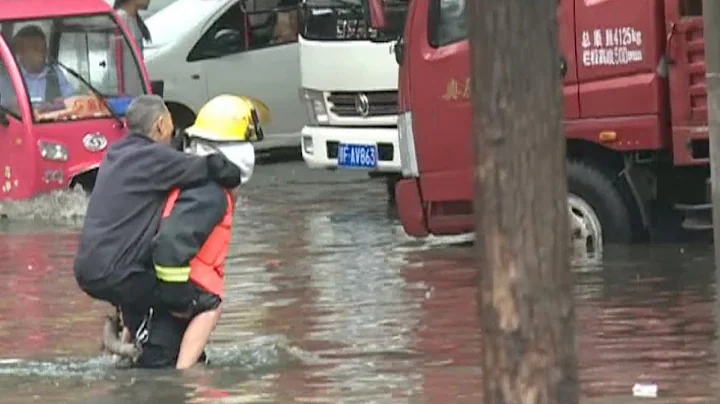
185,94,271,142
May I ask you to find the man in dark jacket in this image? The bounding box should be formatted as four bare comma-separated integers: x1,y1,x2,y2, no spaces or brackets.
129,94,259,369
74,95,243,339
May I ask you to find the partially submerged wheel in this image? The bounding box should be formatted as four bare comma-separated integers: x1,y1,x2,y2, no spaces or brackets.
568,193,602,256
566,160,637,246
70,169,98,195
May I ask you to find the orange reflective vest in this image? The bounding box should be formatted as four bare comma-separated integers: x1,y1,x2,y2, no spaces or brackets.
160,188,233,298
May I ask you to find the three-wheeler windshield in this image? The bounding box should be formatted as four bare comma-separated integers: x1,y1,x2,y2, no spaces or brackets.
0,14,146,123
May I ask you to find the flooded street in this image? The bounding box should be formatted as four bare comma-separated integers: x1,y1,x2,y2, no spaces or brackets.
0,160,717,403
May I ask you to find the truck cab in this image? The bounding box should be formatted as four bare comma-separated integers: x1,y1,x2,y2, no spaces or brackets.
367,0,711,246
299,0,407,200
0,0,151,199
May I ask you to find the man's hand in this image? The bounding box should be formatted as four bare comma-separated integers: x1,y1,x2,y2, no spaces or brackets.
170,130,187,151
206,154,243,188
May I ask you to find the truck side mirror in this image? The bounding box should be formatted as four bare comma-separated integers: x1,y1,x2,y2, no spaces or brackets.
393,36,404,65
364,0,387,30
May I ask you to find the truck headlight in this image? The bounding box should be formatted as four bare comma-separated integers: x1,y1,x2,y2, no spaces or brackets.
300,89,329,125
397,111,418,177
302,135,314,154
38,140,68,162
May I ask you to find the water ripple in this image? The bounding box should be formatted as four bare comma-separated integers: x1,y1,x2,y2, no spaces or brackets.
0,162,715,403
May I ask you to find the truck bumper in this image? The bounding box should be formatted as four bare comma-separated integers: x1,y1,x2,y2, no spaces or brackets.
396,178,429,237
396,171,475,238
301,125,401,172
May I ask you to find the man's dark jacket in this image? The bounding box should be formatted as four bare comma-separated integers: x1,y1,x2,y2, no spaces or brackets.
74,133,241,288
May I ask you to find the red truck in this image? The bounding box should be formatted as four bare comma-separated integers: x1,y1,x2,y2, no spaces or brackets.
365,0,710,246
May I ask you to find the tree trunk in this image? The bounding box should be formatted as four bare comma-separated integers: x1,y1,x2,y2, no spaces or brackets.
468,0,579,403
703,0,720,264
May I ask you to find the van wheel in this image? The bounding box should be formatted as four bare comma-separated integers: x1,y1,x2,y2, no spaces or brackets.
567,160,636,245
166,103,196,130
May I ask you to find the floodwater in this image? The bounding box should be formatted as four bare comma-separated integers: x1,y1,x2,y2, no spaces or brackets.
0,159,717,403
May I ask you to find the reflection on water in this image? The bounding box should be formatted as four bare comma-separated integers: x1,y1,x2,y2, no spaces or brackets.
0,162,716,403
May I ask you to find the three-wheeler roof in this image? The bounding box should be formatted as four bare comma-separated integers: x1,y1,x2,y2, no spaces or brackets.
0,0,113,21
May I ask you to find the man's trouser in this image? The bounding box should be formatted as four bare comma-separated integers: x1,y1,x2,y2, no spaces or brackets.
131,281,221,368
123,308,209,368
79,270,158,323
80,270,208,368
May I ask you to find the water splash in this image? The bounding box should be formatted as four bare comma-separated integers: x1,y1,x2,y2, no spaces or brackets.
0,337,305,380
0,186,89,225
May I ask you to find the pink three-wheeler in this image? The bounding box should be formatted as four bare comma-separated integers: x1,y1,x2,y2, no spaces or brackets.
0,0,161,199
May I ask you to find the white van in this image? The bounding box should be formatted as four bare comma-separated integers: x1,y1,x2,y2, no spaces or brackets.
141,0,178,17
103,0,178,18
143,0,305,150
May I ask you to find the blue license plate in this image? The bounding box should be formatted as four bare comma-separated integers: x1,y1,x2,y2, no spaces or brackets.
337,143,378,168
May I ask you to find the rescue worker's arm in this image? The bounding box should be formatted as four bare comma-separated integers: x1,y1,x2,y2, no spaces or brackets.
136,141,243,191
152,182,228,284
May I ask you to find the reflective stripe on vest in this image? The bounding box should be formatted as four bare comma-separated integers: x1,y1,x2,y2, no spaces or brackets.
157,188,233,298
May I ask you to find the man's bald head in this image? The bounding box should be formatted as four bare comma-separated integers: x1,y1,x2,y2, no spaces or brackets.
125,95,174,144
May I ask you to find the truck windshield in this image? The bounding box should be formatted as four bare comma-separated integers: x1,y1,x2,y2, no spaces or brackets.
0,14,145,123
300,0,406,41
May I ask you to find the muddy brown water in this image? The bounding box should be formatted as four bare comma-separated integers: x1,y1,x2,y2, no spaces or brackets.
0,161,716,403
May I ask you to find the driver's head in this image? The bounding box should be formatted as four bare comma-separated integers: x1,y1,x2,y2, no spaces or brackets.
126,95,175,144
12,25,48,74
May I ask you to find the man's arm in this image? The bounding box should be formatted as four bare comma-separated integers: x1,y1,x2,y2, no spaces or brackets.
152,183,228,284
129,141,243,192
56,69,74,98
0,74,17,109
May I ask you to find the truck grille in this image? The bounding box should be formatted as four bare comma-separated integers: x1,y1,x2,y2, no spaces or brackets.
327,91,398,118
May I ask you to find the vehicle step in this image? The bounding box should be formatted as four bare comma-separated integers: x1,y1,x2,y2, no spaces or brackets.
674,203,712,211
681,216,713,231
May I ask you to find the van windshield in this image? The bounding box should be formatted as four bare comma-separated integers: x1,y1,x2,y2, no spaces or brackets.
300,0,406,41
0,14,146,123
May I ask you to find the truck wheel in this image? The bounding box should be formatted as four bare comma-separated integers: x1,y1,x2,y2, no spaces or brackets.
567,160,636,245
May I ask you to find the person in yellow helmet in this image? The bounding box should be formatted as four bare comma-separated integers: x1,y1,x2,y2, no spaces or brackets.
121,95,266,369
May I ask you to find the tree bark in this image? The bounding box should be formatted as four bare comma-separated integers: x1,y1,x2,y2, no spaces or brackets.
701,0,720,376
703,1,720,265
468,0,579,403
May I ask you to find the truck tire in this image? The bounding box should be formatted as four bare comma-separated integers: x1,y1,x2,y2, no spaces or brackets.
567,159,636,244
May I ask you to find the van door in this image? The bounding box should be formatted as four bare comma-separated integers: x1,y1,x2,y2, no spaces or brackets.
0,45,33,199
191,0,306,145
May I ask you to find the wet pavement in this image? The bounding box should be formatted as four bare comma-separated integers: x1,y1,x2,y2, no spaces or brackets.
0,159,717,403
